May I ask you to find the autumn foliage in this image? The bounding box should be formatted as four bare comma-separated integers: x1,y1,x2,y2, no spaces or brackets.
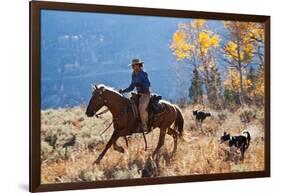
170,19,223,107
170,19,265,106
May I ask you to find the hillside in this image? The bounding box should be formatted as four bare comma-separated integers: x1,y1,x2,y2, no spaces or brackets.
41,105,264,183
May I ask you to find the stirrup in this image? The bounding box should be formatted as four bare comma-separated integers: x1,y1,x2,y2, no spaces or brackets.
138,124,148,133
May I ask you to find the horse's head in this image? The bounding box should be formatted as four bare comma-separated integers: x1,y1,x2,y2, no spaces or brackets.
86,84,108,117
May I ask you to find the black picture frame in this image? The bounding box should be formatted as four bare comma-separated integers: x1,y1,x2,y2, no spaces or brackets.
30,1,270,192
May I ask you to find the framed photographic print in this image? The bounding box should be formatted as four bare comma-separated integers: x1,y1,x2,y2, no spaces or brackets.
30,1,270,192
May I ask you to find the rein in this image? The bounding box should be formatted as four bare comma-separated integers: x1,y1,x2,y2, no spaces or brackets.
99,121,113,136
95,108,109,118
97,106,128,136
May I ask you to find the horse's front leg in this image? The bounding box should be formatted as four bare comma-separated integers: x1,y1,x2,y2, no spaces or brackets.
113,128,130,153
94,130,119,164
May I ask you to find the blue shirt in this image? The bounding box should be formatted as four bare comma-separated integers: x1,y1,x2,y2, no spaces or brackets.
123,69,151,94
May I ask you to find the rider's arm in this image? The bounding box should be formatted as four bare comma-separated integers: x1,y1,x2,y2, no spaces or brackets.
122,76,135,93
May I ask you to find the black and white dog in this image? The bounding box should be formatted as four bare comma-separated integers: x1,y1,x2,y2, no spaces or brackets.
193,110,211,123
220,130,251,160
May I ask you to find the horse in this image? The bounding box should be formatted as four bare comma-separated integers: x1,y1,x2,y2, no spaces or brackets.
86,84,184,164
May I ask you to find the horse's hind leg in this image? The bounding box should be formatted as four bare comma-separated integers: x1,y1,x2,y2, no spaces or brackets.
94,130,119,164
152,128,167,158
167,128,178,154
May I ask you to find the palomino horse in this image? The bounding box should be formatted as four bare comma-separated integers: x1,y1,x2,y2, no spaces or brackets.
86,84,184,164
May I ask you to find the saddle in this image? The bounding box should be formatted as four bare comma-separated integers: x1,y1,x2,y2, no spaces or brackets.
130,92,166,118
125,93,166,145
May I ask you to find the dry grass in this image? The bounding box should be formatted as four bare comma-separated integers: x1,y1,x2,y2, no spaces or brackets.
41,105,265,184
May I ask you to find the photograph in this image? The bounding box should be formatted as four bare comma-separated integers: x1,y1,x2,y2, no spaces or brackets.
39,8,266,184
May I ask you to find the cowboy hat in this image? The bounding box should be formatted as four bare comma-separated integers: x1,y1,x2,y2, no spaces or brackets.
128,58,144,66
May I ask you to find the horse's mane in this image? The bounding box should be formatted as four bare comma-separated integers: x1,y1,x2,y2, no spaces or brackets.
96,84,123,97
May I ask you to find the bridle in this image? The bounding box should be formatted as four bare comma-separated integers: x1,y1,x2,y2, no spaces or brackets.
90,88,108,115
95,88,108,105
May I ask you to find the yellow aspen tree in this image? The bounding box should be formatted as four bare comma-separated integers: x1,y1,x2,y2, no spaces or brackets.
223,21,257,105
255,63,265,104
249,23,265,104
170,19,221,104
224,68,253,105
224,22,265,105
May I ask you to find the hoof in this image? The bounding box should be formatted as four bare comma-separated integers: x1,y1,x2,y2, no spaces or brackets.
94,159,101,165
114,146,125,153
119,147,125,153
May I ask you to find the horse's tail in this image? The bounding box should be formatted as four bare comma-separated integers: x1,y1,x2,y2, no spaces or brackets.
174,105,184,137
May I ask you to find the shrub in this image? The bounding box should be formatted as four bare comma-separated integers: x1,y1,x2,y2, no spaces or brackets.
239,109,256,123
79,169,105,181
255,109,265,125
41,141,53,160
202,119,220,136
112,164,140,179
187,122,197,131
40,105,265,183
217,111,227,123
